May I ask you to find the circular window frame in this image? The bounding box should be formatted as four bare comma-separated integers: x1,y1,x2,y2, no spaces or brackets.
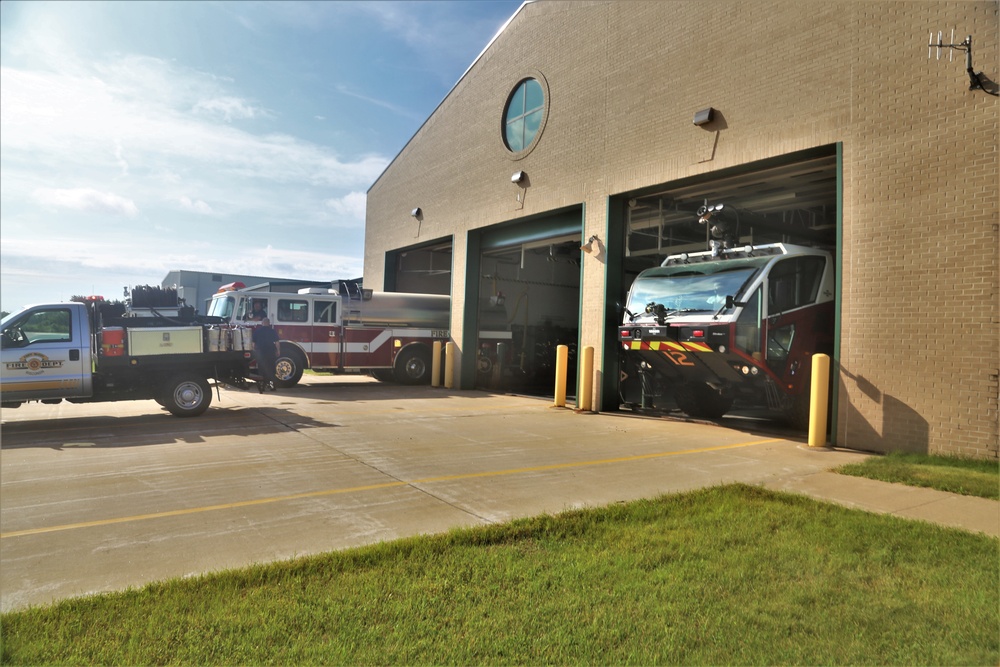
500,70,549,161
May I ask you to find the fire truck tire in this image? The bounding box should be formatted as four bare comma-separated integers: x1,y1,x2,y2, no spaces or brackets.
674,382,733,420
274,349,305,388
161,375,212,417
371,369,396,383
394,346,431,385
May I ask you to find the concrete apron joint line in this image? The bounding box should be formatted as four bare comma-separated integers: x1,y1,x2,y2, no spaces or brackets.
0,437,783,540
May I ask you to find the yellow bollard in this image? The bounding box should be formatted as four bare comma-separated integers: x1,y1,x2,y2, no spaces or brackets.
431,341,442,387
578,346,594,412
444,342,455,389
808,353,831,448
553,344,568,407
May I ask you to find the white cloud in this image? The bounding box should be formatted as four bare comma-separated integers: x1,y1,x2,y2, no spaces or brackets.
32,187,139,217
193,96,268,122
114,140,129,176
0,59,388,190
179,196,213,215
2,237,363,294
324,191,367,221
335,84,422,121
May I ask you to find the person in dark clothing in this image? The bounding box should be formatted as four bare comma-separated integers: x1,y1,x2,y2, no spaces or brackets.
247,300,267,321
251,318,281,390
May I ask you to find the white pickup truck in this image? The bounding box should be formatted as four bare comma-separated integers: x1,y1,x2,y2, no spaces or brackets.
1,299,253,417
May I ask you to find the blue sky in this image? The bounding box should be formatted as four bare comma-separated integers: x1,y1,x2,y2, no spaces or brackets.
0,0,522,312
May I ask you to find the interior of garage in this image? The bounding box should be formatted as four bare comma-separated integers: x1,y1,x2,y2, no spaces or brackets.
469,209,583,397
476,234,580,395
387,238,453,296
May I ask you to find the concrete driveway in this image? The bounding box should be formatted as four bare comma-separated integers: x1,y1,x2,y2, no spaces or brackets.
1,375,871,612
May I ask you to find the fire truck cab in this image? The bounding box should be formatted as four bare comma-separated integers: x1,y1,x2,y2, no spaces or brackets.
207,281,450,387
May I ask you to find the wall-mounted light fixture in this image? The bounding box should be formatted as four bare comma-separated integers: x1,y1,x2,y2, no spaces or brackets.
511,171,528,207
580,234,601,254
411,207,422,218
692,107,714,126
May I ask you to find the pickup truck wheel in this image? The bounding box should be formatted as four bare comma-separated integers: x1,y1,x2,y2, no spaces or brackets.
394,346,431,385
274,349,305,388
162,376,212,417
674,382,733,420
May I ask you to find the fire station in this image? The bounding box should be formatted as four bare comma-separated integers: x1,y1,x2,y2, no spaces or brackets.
363,0,998,460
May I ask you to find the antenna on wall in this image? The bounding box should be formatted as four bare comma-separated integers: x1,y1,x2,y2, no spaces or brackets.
928,30,997,95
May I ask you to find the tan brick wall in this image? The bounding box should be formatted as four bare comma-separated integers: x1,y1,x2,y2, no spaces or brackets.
366,0,999,459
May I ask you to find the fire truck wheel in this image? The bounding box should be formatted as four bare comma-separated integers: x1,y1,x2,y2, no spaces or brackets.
394,347,431,385
371,369,396,383
274,350,305,388
674,382,733,420
161,375,212,417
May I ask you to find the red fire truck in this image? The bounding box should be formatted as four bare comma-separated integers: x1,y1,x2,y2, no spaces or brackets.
618,243,835,426
206,281,449,387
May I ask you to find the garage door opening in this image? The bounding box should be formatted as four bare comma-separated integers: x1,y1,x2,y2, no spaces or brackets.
386,238,452,295
614,146,839,431
470,209,583,398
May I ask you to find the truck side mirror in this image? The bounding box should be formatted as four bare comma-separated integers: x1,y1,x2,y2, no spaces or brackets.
726,295,746,309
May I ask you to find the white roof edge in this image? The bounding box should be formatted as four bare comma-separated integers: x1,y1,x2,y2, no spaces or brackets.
367,1,534,194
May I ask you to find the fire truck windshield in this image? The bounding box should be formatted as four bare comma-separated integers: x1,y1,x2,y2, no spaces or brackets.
208,295,235,319
627,265,763,317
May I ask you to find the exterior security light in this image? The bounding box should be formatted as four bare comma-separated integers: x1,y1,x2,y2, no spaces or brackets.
693,107,714,126
580,234,600,254
411,207,422,218
511,171,526,184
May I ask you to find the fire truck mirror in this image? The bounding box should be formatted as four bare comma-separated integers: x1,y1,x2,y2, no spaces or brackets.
725,295,746,309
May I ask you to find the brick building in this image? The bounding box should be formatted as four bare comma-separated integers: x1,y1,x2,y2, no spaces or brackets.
365,0,998,459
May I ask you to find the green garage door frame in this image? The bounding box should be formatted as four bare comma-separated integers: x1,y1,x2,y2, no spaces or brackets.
461,206,584,388
600,144,843,444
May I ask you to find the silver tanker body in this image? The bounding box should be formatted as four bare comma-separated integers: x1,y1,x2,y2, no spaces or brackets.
347,292,450,329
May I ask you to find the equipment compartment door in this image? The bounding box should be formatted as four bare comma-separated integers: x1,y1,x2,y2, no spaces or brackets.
311,299,342,369
342,327,393,370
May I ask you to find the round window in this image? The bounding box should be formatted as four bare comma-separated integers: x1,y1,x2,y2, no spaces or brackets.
503,78,545,153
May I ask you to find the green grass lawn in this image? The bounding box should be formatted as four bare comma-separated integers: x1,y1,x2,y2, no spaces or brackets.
835,452,1000,499
2,484,997,665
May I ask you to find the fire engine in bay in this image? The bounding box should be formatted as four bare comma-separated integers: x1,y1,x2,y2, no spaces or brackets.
618,239,835,427
207,281,449,387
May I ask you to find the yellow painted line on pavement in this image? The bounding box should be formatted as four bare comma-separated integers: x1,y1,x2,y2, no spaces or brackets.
1,438,782,539
414,439,781,483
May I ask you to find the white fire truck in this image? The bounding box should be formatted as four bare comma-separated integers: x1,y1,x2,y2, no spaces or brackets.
206,281,450,387
618,243,835,426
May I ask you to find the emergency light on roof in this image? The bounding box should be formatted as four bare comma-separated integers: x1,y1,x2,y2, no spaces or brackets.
217,282,246,293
